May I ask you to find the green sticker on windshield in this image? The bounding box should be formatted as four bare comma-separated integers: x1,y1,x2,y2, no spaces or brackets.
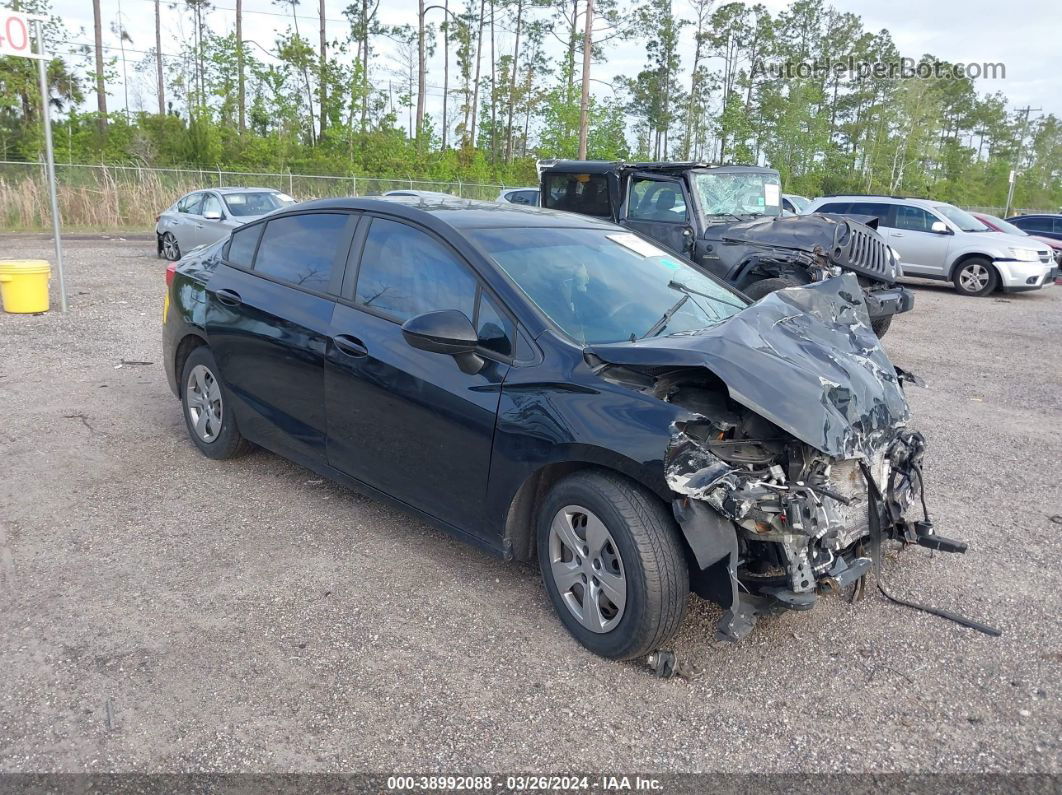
660,257,682,270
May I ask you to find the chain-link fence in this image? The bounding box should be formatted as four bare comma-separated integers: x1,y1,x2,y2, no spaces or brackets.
0,161,513,232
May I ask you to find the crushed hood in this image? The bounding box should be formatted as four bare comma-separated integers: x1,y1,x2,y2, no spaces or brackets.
720,214,897,284
586,274,911,459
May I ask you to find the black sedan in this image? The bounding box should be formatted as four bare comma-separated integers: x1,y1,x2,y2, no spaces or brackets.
163,197,953,659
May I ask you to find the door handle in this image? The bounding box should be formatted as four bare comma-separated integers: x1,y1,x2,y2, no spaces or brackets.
215,288,242,307
333,334,368,357
890,232,904,237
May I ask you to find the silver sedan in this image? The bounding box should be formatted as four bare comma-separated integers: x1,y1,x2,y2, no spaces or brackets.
156,187,296,260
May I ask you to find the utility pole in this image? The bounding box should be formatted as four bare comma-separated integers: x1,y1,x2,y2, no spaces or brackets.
1004,105,1040,217
155,0,165,115
92,0,107,132
576,0,593,159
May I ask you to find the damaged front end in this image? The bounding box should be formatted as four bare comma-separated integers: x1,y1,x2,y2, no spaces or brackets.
587,275,983,641
666,410,931,641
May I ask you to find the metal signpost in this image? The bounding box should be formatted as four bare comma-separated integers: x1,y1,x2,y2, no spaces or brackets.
1,10,67,312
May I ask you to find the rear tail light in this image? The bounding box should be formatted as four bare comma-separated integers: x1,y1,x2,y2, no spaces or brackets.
165,261,177,287
155,214,160,223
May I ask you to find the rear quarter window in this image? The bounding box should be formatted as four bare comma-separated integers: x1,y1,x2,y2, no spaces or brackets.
225,223,263,268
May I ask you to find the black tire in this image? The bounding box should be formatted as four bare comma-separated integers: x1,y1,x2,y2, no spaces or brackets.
161,232,181,262
870,315,893,337
952,257,998,296
742,275,805,301
180,346,252,460
537,470,689,660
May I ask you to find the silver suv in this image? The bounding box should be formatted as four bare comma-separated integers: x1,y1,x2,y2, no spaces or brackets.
803,195,1056,296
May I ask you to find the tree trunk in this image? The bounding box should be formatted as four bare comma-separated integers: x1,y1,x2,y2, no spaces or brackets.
155,0,166,115
503,0,522,162
576,0,593,159
93,0,107,132
236,0,244,130
442,0,449,148
566,0,578,90
360,0,370,134
319,0,327,134
469,0,484,148
416,0,426,142
489,0,496,162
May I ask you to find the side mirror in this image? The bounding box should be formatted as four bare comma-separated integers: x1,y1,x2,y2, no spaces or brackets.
203,209,223,221
930,220,950,234
401,310,484,374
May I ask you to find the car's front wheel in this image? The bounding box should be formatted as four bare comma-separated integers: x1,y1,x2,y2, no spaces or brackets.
741,274,805,301
953,257,998,296
180,346,251,460
537,471,689,660
161,232,181,261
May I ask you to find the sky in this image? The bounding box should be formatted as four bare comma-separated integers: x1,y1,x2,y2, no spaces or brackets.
45,0,1062,131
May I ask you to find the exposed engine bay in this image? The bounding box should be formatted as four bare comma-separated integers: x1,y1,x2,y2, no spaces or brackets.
585,274,997,641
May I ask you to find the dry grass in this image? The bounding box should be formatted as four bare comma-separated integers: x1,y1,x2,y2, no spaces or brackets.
0,165,507,232
0,168,203,231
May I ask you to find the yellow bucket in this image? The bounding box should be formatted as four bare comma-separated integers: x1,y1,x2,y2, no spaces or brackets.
0,259,51,314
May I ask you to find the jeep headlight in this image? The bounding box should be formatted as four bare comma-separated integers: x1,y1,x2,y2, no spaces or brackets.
1009,247,1040,262
890,247,904,276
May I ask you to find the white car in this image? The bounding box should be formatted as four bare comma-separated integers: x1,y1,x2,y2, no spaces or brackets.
156,187,295,261
804,195,1055,296
496,187,540,206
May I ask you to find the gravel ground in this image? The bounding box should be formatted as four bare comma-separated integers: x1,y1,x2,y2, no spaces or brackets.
0,236,1059,774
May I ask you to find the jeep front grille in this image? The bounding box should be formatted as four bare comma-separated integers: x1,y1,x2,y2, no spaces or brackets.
843,225,890,276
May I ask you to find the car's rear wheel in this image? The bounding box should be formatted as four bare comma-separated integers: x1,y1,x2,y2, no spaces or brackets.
742,274,805,301
537,471,688,660
180,346,251,460
162,232,181,261
953,257,998,296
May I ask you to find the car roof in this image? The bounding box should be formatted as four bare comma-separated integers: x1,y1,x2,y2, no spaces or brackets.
539,159,778,176
1008,213,1062,219
502,186,539,192
289,196,622,230
815,195,950,210
195,187,283,195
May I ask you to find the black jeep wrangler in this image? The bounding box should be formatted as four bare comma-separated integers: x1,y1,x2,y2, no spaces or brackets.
538,160,913,336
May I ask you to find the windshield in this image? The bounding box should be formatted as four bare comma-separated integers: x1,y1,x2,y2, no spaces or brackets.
934,205,988,232
786,195,810,212
694,171,782,218
223,191,296,217
980,213,1027,237
469,227,747,345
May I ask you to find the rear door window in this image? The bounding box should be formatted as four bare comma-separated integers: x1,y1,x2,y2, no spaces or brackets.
253,212,351,294
1013,216,1050,232
543,173,612,217
846,202,893,224
816,202,850,214
894,205,936,232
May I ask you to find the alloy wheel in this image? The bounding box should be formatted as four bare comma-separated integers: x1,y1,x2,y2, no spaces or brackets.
163,233,180,261
958,262,990,293
186,364,223,443
548,505,627,633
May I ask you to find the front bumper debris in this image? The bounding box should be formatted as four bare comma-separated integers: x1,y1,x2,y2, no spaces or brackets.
864,284,914,320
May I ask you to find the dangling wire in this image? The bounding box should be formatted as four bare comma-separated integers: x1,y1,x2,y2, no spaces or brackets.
860,461,1001,638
